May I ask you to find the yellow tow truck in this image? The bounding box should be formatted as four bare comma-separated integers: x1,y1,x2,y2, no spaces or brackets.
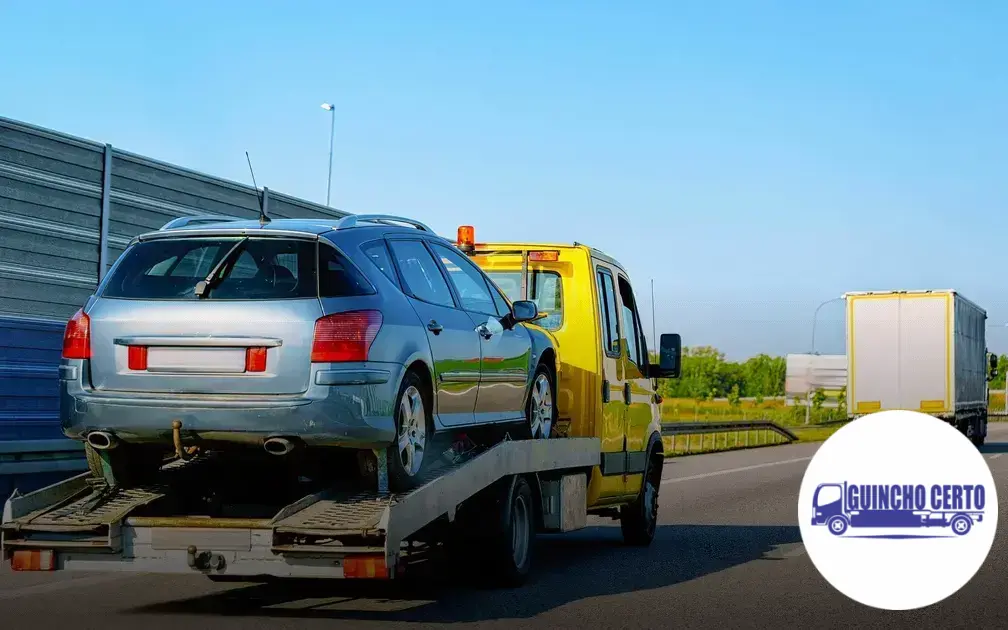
456,225,682,540
2,219,682,585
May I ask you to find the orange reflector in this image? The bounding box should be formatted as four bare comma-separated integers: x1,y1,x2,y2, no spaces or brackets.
528,250,559,262
127,345,148,371
343,554,388,579
245,347,267,372
11,549,55,571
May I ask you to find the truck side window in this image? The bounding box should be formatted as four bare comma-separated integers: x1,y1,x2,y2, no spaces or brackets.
617,276,647,371
597,267,620,357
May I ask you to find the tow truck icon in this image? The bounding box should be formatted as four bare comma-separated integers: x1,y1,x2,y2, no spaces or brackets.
811,482,985,537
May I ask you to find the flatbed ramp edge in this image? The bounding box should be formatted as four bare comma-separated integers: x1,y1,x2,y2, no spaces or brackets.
2,437,601,579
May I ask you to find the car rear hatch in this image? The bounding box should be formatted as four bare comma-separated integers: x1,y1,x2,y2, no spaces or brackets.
86,231,323,396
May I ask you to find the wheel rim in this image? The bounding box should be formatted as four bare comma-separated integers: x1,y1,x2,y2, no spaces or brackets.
954,519,968,533
644,475,658,535
831,520,844,533
511,492,530,568
529,373,553,439
397,385,426,477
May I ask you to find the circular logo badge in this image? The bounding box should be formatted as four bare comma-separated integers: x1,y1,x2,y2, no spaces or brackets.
798,409,998,610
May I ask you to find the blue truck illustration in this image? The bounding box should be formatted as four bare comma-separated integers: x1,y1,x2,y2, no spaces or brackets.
811,482,985,536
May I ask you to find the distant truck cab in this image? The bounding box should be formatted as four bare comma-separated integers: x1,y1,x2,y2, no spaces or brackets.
456,225,682,529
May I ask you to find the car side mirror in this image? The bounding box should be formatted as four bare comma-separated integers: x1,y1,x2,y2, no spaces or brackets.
649,333,682,379
512,300,539,323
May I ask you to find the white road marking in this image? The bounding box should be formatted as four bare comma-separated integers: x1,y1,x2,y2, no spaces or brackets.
988,453,1002,460
661,456,813,486
0,573,133,600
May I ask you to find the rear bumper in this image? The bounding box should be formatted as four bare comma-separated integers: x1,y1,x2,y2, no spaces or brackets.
58,359,404,450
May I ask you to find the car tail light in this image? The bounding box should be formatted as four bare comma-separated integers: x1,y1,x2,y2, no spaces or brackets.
246,347,267,372
311,310,383,363
62,308,91,359
10,549,55,571
343,554,388,579
128,346,148,370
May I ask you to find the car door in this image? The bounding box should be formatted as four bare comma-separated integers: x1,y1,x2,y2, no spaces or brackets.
594,262,629,499
615,272,656,497
429,241,532,424
386,237,481,428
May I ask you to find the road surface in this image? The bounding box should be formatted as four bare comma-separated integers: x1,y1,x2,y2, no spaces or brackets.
3,425,1008,629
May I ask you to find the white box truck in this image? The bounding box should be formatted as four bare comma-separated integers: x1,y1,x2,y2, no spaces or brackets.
845,289,997,446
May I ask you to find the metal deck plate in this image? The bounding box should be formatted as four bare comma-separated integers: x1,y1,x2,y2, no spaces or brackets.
22,485,167,529
273,492,394,536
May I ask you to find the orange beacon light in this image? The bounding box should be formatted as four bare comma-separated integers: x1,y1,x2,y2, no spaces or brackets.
457,225,475,254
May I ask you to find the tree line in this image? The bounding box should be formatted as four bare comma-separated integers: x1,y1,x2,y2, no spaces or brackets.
650,346,787,401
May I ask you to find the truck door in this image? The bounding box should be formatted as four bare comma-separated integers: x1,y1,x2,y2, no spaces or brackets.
614,273,657,498
594,262,629,499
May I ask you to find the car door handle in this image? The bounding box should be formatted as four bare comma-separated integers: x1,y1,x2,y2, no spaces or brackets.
427,320,443,335
476,324,493,340
624,382,631,404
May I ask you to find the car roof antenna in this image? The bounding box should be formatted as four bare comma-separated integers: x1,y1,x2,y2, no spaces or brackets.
246,151,270,227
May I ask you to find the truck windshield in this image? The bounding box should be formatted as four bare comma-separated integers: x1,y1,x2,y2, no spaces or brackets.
485,269,563,330
815,485,843,509
100,236,319,300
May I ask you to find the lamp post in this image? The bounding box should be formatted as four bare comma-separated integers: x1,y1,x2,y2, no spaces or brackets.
321,102,336,206
810,296,844,355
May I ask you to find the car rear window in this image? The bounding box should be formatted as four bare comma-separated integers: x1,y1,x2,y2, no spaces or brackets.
101,236,320,300
485,269,564,330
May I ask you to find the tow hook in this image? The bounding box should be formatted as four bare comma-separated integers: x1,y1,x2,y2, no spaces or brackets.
172,420,198,462
186,545,226,572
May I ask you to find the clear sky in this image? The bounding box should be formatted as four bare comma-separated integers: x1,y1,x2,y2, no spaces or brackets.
2,1,1007,360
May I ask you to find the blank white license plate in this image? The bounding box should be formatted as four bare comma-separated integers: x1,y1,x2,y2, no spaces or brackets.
145,347,247,374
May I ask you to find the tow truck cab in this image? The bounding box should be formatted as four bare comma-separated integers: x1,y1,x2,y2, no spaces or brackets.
455,225,682,510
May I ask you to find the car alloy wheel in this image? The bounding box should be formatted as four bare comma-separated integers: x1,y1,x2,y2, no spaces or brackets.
397,385,427,477
529,371,553,439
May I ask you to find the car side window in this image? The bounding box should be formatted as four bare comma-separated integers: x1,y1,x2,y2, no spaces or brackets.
489,282,511,318
430,243,499,316
597,267,620,356
319,244,376,297
360,240,399,286
387,239,455,308
617,275,646,370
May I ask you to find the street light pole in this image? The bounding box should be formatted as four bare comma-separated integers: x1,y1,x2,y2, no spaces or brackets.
811,296,844,355
321,102,336,206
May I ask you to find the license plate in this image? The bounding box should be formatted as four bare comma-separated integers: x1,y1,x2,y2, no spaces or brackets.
145,347,247,373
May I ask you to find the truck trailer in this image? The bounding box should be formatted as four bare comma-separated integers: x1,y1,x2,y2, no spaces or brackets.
844,290,996,446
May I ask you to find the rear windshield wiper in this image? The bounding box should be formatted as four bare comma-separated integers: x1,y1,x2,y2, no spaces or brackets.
194,237,249,298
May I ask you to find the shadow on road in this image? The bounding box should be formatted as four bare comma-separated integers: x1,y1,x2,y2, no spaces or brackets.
126,523,802,623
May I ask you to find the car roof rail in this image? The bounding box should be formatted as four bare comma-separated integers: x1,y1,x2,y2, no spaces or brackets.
160,215,240,230
335,214,433,232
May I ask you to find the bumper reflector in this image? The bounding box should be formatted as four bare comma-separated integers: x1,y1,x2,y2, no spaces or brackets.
11,549,55,571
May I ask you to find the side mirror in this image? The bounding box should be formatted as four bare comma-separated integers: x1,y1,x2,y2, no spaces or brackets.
512,300,539,323
989,352,999,381
649,333,682,379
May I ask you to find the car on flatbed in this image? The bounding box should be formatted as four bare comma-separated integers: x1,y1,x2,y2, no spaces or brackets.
60,213,558,492
2,216,682,586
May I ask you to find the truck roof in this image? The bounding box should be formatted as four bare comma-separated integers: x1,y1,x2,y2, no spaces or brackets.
472,241,625,274
843,289,986,316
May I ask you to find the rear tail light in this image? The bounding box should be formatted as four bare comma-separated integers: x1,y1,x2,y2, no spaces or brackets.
246,347,267,372
128,346,148,370
311,310,383,363
62,308,91,359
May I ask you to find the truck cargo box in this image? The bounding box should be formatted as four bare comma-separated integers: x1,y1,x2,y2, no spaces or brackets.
845,290,988,421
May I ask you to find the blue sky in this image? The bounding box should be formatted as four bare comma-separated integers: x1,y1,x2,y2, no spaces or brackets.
2,1,1007,360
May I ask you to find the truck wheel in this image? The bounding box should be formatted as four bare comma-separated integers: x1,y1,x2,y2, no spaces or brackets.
521,363,556,440
827,515,849,536
489,475,535,587
387,370,435,493
620,448,660,546
84,442,164,488
951,515,972,536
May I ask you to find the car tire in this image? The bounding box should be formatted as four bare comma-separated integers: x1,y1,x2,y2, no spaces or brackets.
620,447,660,546
84,442,164,488
521,362,556,440
386,370,435,493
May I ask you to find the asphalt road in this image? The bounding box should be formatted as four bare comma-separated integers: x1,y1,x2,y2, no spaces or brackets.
4,426,1008,629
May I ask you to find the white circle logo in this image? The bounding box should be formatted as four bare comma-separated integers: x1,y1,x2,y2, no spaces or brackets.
798,409,998,610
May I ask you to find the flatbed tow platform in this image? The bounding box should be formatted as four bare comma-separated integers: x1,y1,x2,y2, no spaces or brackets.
2,437,601,583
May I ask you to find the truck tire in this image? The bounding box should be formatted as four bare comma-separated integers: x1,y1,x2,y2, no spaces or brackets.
951,514,972,536
620,447,660,546
827,515,849,536
387,370,436,493
520,362,556,440
488,475,535,587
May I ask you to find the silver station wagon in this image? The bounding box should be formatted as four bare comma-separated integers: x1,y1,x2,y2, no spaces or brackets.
59,214,558,491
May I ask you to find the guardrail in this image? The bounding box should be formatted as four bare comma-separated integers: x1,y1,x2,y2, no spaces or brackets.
661,420,799,455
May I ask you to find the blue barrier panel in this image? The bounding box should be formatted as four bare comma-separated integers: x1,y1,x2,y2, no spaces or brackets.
0,315,66,441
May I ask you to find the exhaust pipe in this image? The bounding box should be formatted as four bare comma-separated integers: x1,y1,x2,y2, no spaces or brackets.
86,431,117,450
263,437,296,456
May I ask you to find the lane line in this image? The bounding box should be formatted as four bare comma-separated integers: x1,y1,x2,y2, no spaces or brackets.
989,453,1002,460
0,573,133,600
661,456,813,486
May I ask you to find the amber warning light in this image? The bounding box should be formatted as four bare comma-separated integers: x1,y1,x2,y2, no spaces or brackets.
528,250,559,262
457,225,475,254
